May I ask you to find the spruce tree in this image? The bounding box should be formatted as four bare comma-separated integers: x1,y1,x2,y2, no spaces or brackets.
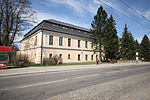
120,24,136,60
104,15,119,61
135,40,140,52
91,6,107,61
140,35,150,61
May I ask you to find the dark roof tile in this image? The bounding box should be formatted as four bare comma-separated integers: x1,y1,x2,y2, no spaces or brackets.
22,19,91,41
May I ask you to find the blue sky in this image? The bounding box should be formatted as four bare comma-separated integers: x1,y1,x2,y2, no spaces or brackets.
27,0,150,43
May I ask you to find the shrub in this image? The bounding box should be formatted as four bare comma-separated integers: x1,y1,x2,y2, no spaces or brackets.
110,59,117,63
12,54,30,66
52,55,59,64
59,58,63,64
43,58,55,65
43,55,63,65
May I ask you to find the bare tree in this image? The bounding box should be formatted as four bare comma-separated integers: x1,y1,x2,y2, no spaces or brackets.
0,0,36,46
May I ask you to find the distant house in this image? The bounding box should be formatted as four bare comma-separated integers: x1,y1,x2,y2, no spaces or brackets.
20,19,98,63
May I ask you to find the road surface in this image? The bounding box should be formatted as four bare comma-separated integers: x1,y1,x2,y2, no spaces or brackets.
0,64,149,100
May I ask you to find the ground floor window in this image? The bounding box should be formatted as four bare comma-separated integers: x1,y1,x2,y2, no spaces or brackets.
49,54,52,58
85,54,88,60
60,54,62,58
91,55,93,60
68,54,71,59
96,55,98,59
78,54,80,61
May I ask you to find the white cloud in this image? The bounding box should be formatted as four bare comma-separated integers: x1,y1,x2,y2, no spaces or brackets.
143,10,150,19
34,10,90,28
47,0,87,17
31,0,126,29
46,0,120,17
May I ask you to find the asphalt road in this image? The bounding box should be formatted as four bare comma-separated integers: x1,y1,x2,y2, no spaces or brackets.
0,64,150,100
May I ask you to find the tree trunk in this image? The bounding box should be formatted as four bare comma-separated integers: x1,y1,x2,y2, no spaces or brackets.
99,43,102,62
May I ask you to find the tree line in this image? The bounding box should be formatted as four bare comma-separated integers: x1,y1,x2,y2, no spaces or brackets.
91,6,150,61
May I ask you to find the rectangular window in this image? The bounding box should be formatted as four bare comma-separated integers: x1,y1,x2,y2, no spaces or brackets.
68,38,71,47
68,54,71,59
85,54,88,60
49,35,53,45
85,41,88,48
49,54,52,58
91,42,93,49
60,54,62,58
59,37,63,46
91,55,93,60
78,54,80,61
96,55,98,59
78,40,80,48
35,36,37,45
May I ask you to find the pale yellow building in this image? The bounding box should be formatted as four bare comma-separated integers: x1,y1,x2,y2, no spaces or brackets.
20,19,98,64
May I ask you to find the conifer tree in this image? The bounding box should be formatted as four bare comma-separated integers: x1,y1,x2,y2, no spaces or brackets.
104,15,119,60
140,35,150,61
91,6,107,61
120,24,136,60
135,40,140,52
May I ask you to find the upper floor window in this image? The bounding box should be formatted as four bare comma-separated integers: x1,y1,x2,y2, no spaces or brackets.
68,38,71,47
59,37,63,46
78,40,80,48
49,35,53,45
91,42,93,49
85,41,88,48
34,36,37,45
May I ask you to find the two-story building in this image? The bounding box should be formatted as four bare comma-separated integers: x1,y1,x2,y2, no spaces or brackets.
20,19,98,64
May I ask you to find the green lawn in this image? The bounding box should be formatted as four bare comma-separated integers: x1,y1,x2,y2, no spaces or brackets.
7,62,107,67
28,62,97,67
57,62,97,66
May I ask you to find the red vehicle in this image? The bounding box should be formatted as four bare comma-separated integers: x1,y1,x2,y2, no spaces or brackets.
0,46,13,69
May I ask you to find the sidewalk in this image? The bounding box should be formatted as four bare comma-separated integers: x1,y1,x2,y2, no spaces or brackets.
0,62,149,77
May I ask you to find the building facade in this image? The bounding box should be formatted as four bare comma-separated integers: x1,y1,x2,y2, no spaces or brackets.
20,19,98,64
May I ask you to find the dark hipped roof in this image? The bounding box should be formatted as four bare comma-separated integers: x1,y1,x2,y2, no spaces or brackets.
22,19,91,41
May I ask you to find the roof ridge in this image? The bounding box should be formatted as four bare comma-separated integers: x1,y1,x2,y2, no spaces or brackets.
45,19,90,32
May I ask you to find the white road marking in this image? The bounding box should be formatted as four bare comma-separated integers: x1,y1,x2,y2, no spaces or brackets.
74,74,99,79
0,74,100,91
106,71,121,74
0,65,148,79
15,79,69,89
0,66,148,90
0,68,100,79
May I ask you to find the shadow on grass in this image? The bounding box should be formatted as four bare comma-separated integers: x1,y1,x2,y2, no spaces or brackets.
6,66,29,69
